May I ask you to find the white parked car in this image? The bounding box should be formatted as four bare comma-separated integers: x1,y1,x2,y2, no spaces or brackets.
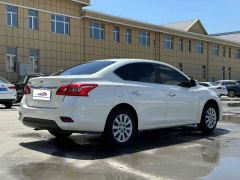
0,77,17,108
19,59,222,146
198,82,228,97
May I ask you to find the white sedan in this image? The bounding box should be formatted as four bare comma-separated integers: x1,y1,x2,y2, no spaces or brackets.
198,82,228,97
0,77,17,108
19,59,222,146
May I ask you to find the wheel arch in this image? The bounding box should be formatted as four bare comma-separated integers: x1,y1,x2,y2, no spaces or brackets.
203,99,220,121
104,103,139,133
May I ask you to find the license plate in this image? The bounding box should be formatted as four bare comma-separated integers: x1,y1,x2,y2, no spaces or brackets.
0,88,7,91
33,90,51,101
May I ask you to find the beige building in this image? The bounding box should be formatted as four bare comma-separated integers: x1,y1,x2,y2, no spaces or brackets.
1,0,240,82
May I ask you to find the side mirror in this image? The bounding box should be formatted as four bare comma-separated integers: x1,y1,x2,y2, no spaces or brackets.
190,79,197,87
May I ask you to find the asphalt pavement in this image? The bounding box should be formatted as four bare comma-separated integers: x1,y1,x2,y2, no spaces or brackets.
0,97,240,180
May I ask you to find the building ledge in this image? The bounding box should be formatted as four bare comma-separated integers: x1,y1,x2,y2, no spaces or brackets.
71,0,91,6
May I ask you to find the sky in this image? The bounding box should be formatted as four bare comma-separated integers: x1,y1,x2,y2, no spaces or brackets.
85,0,240,34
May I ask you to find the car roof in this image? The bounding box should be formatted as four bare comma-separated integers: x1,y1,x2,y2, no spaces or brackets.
217,80,236,82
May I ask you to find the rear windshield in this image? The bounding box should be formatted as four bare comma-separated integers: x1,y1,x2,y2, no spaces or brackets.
210,83,218,86
0,78,9,84
52,61,116,76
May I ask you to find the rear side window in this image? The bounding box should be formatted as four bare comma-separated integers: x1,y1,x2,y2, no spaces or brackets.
54,61,116,76
0,78,9,84
156,65,189,87
128,63,157,83
210,83,218,86
114,65,128,80
231,82,237,85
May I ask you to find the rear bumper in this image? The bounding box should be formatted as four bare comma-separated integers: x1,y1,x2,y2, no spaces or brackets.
0,99,16,104
19,96,111,133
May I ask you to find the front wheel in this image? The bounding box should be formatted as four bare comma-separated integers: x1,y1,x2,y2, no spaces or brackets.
49,131,72,138
5,103,13,109
104,109,136,146
197,103,218,133
228,90,235,98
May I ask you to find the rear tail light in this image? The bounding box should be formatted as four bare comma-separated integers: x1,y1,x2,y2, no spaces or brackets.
56,83,98,96
217,87,222,89
24,85,31,95
8,86,16,89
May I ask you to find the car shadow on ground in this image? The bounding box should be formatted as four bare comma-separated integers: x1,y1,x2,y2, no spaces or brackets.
19,125,230,160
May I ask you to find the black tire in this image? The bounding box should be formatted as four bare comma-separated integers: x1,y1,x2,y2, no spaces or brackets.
5,103,13,109
197,103,218,133
228,90,236,98
48,131,72,138
104,109,136,147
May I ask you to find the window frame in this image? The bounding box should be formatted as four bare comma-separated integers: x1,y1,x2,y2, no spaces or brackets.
196,42,203,54
126,29,131,44
228,48,231,58
164,36,173,50
212,45,219,56
222,47,225,57
7,6,17,27
28,10,38,30
51,14,69,35
228,67,231,80
6,54,16,72
222,67,225,80
202,65,206,79
114,27,119,42
139,31,150,46
179,39,183,51
234,49,239,59
179,63,183,72
187,40,191,52
90,22,104,40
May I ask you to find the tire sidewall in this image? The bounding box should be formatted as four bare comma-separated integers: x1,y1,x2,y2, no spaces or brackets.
105,109,136,146
200,104,218,132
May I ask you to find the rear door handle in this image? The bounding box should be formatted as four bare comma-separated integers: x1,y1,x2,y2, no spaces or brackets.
132,91,142,96
167,92,176,97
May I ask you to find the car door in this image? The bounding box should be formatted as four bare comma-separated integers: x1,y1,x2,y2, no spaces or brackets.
15,76,27,98
0,78,11,99
126,63,167,126
155,65,200,124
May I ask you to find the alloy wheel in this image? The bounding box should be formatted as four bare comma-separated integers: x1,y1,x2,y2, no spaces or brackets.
205,108,217,129
112,114,133,143
228,91,235,98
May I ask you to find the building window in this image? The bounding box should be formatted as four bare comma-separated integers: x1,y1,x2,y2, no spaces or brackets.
7,6,17,27
28,10,37,30
222,67,225,80
6,47,16,72
234,49,239,59
139,31,149,46
187,40,191,52
228,67,231,80
202,65,206,79
126,29,131,44
51,15,69,35
114,27,119,42
29,49,38,73
228,48,231,58
222,47,225,57
90,22,104,40
196,42,203,54
179,63,183,72
212,45,219,56
179,39,183,51
164,36,173,49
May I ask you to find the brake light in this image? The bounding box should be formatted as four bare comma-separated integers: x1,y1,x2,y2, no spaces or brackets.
217,87,222,89
8,86,16,89
24,85,31,95
56,84,98,96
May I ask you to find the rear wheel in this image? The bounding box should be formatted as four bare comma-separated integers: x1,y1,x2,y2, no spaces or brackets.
197,103,218,133
228,90,236,98
48,131,72,138
5,103,12,109
104,109,136,146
